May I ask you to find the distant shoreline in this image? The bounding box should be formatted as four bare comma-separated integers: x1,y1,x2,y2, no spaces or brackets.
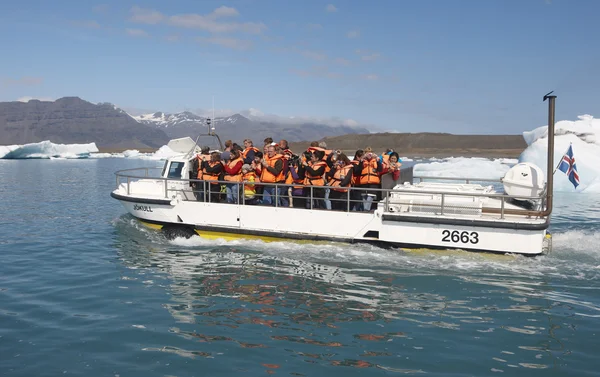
96,147,523,159
96,132,527,159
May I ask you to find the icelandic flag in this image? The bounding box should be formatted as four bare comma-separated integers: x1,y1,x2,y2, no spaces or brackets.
558,145,580,188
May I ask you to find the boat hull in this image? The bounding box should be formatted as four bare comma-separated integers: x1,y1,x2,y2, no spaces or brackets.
112,193,549,256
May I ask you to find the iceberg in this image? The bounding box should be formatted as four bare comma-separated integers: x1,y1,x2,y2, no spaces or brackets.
519,114,600,193
0,141,99,159
414,157,512,180
0,141,180,160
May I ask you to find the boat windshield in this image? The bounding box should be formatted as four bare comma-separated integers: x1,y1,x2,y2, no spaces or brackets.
196,134,224,152
165,161,185,179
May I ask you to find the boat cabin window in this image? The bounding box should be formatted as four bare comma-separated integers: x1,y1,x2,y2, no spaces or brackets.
165,161,185,179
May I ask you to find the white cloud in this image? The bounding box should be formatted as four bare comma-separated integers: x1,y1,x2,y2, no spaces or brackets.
240,108,364,128
169,14,266,34
355,49,381,61
129,6,266,34
325,4,338,12
164,34,180,42
290,66,342,79
307,23,323,31
92,4,109,14
129,6,164,24
71,20,101,29
211,6,239,18
301,50,327,61
362,74,379,81
3,77,44,87
347,30,360,38
197,36,253,50
17,96,54,102
126,28,149,37
334,57,351,66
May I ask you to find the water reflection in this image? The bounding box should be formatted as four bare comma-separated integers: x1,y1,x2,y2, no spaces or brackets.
112,220,600,375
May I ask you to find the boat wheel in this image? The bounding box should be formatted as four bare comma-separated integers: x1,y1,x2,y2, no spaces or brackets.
162,225,197,240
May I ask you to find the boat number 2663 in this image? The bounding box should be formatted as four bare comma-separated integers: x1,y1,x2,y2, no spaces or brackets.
441,230,479,244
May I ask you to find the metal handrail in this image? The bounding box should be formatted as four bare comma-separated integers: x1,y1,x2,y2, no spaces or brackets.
413,175,503,184
113,168,546,220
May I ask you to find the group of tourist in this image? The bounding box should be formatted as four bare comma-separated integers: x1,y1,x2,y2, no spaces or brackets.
190,137,402,211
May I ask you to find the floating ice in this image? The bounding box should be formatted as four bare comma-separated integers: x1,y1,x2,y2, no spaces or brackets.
0,140,180,160
414,157,512,180
0,141,98,159
519,114,600,193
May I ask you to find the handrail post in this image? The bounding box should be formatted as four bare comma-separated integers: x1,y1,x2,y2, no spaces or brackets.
242,182,245,205
310,186,314,210
500,197,505,219
347,188,350,212
126,177,130,195
275,183,278,208
440,193,445,215
384,189,389,212
164,179,168,199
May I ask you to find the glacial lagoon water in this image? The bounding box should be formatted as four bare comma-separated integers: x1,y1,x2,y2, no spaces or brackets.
1,158,599,376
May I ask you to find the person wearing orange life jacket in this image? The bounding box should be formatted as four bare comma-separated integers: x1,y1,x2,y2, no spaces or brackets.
349,149,364,211
301,150,327,209
190,146,210,201
279,139,293,157
202,151,224,203
353,147,383,211
250,151,264,199
242,139,260,164
223,149,244,204
241,164,259,205
382,151,401,179
326,153,354,211
260,145,285,206
285,154,305,208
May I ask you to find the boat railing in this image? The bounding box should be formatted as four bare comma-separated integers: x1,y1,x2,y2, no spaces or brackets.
413,175,502,184
114,168,546,220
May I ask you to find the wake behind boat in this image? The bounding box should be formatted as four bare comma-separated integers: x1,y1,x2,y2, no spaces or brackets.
111,94,559,256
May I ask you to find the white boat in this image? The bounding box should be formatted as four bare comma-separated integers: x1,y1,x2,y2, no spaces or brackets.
111,94,559,256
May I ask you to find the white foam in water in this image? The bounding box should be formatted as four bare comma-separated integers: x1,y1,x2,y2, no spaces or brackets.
520,114,600,193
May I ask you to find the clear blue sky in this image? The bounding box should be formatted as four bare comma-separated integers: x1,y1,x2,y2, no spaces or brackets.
0,0,598,134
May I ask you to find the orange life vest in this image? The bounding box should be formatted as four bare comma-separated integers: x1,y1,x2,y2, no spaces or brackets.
304,161,327,186
285,170,304,189
202,161,221,183
242,146,260,159
351,160,360,186
329,164,353,192
359,159,380,185
261,154,285,183
242,171,257,190
224,157,243,182
381,154,390,174
196,154,209,179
